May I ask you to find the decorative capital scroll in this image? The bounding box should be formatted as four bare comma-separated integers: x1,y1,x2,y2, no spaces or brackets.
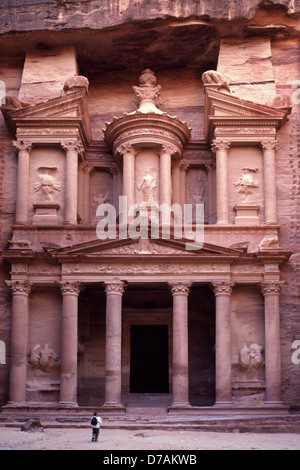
13,140,32,153
211,139,231,153
6,280,32,295
60,140,84,155
211,280,234,295
59,281,81,296
168,281,191,296
104,280,125,296
260,140,278,152
260,280,285,296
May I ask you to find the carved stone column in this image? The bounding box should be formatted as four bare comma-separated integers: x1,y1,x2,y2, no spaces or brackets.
205,163,216,225
111,163,119,211
82,162,92,224
61,140,83,225
6,280,31,404
211,140,231,225
260,281,285,405
160,145,174,207
169,281,191,408
171,160,181,206
211,281,234,406
13,140,32,225
59,281,81,407
104,280,125,408
261,141,278,225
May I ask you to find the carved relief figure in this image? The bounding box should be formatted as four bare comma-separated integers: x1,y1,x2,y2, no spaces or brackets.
138,173,157,204
28,344,60,373
233,167,258,203
34,167,61,202
239,343,264,373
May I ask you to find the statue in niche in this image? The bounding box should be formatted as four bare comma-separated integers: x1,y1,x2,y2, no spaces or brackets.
93,191,110,207
138,173,157,204
233,167,258,203
239,343,264,374
34,167,61,202
28,344,60,373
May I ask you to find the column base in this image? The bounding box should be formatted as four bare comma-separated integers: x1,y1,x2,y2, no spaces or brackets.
102,402,126,413
214,401,233,408
58,401,79,408
263,400,288,408
3,400,28,408
169,402,191,411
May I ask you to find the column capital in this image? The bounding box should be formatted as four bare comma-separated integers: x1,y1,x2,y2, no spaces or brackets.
118,143,137,157
169,281,191,296
260,280,285,296
211,139,231,153
61,140,84,155
82,162,93,174
260,140,278,152
6,280,32,295
160,144,177,157
180,159,190,171
13,140,32,153
59,281,81,295
105,280,125,296
211,280,234,295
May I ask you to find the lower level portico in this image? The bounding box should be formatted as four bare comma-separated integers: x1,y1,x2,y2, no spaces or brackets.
3,240,289,415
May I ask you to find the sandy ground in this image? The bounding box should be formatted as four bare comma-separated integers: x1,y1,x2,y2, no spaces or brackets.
0,427,299,451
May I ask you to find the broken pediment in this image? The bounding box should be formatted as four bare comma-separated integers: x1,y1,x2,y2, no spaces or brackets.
1,80,91,145
203,82,291,141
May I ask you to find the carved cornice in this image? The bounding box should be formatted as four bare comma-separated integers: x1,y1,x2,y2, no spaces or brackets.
6,280,32,295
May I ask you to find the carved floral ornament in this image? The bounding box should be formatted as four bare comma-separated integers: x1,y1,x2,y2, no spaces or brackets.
13,140,32,153
259,280,285,296
211,280,234,295
104,280,125,296
168,281,192,295
6,280,32,294
58,281,81,295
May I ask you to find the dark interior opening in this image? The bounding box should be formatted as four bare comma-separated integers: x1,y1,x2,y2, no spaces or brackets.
130,324,169,393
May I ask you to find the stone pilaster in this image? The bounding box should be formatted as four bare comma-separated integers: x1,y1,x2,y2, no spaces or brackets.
261,141,278,225
61,140,83,225
6,280,31,404
13,140,32,225
260,280,285,405
120,144,136,221
211,140,231,225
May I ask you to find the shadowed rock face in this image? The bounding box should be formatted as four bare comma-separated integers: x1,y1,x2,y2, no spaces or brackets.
0,0,299,75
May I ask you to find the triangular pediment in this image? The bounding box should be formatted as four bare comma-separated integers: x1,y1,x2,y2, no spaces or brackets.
204,87,290,140
45,235,246,260
1,89,91,140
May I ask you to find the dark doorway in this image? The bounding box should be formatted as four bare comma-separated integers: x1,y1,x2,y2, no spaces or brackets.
130,325,169,393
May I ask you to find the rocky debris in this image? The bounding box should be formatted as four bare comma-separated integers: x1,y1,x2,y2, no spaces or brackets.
21,418,44,433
